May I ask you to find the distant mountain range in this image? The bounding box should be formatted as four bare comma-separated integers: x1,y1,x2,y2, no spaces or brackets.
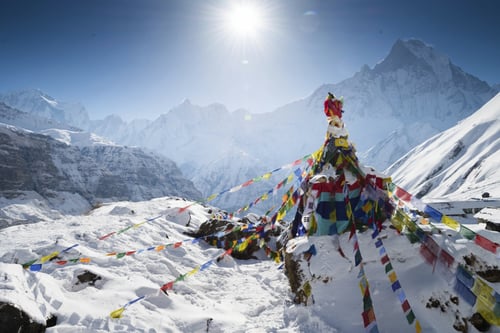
1,39,498,213
0,104,201,226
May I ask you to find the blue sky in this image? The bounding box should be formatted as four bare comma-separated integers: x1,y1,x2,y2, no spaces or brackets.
1,0,499,120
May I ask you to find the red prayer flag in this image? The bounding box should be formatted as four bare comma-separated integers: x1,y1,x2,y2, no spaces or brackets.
362,308,376,327
474,234,499,254
394,186,412,202
419,244,437,265
161,281,174,291
438,250,454,268
401,299,411,312
242,180,253,187
99,232,116,240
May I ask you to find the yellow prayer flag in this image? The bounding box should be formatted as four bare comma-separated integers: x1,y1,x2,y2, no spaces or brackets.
311,147,323,162
358,280,366,295
287,173,294,183
41,251,59,264
415,320,422,333
388,271,397,283
110,307,125,319
262,172,272,180
80,257,91,264
156,245,165,252
187,267,200,277
206,193,218,202
133,222,146,228
362,201,373,213
476,299,500,325
239,240,249,252
472,278,494,307
335,138,349,148
441,215,460,231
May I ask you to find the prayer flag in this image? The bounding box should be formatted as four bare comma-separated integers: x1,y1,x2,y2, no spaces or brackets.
475,234,499,254
401,299,411,312
391,280,401,292
405,310,415,324
41,251,59,263
362,308,376,327
30,264,42,271
459,225,476,240
110,307,125,319
423,205,443,222
441,215,460,231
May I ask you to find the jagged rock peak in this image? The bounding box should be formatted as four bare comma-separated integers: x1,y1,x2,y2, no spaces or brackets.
374,39,451,78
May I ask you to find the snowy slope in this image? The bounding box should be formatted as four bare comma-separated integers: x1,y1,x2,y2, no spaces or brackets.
0,196,499,332
387,93,500,200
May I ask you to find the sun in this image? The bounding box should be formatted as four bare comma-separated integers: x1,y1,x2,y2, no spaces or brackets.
223,2,265,40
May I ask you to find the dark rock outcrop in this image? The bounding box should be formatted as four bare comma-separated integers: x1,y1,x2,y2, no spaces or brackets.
0,302,46,333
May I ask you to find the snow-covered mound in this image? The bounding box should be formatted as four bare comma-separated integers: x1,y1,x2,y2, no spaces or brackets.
0,196,499,332
387,93,500,200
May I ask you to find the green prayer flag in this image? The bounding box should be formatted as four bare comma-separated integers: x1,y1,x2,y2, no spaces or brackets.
406,310,416,324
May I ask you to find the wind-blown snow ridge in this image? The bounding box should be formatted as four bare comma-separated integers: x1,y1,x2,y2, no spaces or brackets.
387,92,500,200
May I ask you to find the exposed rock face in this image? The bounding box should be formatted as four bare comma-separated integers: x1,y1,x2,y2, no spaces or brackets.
0,124,202,224
0,302,46,333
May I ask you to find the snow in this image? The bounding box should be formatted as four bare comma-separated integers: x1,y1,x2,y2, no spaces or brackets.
40,128,116,147
1,39,499,333
476,208,500,224
387,93,500,200
1,195,499,332
40,95,58,107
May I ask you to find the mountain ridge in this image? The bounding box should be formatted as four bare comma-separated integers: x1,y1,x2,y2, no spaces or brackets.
1,38,498,213
386,92,500,200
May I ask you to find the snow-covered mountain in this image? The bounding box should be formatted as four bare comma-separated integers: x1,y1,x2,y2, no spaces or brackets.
87,39,496,199
0,89,90,130
2,39,497,213
0,122,202,227
387,92,500,200
312,39,497,170
0,102,80,132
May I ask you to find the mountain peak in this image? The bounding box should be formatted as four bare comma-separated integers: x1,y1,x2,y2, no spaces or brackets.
374,39,451,79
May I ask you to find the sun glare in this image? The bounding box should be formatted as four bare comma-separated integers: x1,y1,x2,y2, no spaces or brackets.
224,3,264,39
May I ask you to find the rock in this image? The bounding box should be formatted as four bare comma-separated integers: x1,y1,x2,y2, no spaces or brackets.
76,270,102,286
469,312,490,332
0,302,46,333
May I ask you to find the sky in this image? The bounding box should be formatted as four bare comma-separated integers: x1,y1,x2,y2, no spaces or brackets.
1,0,499,120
